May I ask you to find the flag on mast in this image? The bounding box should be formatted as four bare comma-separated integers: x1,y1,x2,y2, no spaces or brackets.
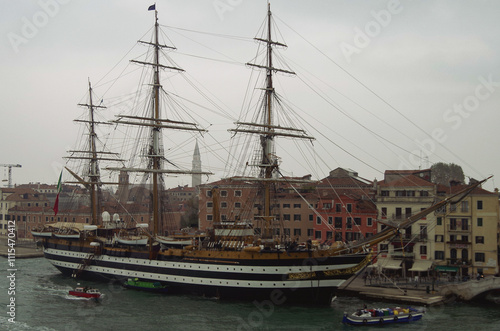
53,170,63,216
148,4,156,11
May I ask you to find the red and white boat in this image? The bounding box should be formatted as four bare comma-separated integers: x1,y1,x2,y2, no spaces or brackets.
69,286,102,299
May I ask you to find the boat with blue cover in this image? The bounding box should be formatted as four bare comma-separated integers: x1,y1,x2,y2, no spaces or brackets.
342,306,424,325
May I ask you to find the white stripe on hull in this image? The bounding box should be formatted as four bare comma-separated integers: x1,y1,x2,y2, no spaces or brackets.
45,248,352,289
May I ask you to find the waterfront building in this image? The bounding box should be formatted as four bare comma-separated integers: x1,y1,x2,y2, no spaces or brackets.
373,169,437,277
314,168,377,244
434,183,499,277
0,187,51,236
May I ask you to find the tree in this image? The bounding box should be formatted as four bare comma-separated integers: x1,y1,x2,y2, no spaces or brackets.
431,162,465,186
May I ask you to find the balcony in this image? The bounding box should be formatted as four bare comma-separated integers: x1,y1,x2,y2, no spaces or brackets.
447,241,471,248
446,224,471,233
391,252,415,259
446,258,472,267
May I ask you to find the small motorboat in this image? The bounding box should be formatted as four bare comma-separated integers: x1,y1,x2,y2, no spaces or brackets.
69,286,102,299
123,278,169,293
342,306,424,325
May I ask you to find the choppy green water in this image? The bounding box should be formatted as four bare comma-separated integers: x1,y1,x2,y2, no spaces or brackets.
2,258,500,330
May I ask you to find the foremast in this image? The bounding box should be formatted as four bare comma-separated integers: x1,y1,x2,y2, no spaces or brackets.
108,8,210,236
230,4,314,240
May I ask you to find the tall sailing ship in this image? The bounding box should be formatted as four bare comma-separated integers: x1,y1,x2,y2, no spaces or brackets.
35,5,488,305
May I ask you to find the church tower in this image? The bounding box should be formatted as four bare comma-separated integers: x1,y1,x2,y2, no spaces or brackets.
192,140,202,188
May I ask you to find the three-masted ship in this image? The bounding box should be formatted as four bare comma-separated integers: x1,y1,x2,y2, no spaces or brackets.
35,5,488,305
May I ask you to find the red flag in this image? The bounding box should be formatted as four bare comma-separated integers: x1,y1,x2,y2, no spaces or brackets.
53,170,62,216
53,194,60,216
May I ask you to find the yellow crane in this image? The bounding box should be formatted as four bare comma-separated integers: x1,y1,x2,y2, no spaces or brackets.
0,164,22,188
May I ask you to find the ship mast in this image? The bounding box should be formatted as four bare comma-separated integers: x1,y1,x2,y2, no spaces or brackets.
230,4,314,239
65,80,121,225
109,8,210,237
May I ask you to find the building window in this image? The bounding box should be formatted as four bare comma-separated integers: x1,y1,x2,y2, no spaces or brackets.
206,190,212,197
294,203,301,208
380,190,389,196
293,228,301,236
381,207,387,219
346,217,352,229
309,214,313,221
316,216,321,225
326,231,333,240
234,190,242,197
234,202,241,208
450,218,457,230
435,251,444,260
476,236,484,244
475,252,485,262
315,231,322,239
284,228,290,236
462,218,469,231
322,203,331,209
477,218,483,226
437,217,442,226
307,229,313,237
206,202,213,208
283,214,291,221
335,232,342,241
367,217,373,226
221,202,227,209
220,190,227,197
477,200,483,210
283,204,290,208
435,235,443,242
345,232,353,241
461,201,469,212
335,217,342,229
221,215,227,221
328,216,333,225
420,191,429,197
354,218,361,226
346,204,352,212
336,204,341,212
420,245,427,255
395,208,402,219
380,244,388,253
207,214,213,221
293,214,301,221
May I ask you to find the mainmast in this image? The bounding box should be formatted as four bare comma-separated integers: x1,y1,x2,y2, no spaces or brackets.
230,4,314,238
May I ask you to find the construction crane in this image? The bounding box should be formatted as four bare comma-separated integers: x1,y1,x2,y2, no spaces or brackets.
0,164,22,188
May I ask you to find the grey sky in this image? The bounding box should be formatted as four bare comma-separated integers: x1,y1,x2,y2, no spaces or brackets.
1,0,499,192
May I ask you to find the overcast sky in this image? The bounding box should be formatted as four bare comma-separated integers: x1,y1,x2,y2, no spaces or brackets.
1,0,499,192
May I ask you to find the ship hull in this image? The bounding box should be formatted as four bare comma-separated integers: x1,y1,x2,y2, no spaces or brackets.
43,239,369,305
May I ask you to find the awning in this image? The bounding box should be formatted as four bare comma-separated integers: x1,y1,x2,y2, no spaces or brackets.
372,259,402,270
408,260,433,272
435,265,458,272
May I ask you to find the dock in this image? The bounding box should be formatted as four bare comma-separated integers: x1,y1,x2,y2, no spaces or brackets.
337,273,446,306
0,237,44,258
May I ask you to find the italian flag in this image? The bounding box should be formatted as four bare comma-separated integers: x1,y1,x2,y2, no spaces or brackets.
53,170,63,216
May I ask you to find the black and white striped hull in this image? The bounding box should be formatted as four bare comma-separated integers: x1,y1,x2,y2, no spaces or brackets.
43,245,367,305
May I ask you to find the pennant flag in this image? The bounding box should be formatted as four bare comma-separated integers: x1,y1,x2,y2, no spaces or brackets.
148,4,156,11
53,170,63,216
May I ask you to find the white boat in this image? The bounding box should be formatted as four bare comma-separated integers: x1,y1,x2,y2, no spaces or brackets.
114,234,148,246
